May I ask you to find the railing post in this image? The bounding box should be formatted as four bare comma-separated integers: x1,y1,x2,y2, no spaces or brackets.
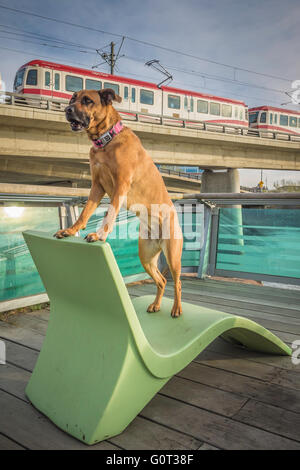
207,206,219,277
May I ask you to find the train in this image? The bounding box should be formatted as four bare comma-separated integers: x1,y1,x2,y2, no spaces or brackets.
248,106,300,135
13,59,300,135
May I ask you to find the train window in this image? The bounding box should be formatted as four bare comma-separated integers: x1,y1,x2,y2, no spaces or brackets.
45,71,51,87
280,114,288,126
190,97,194,112
221,104,232,118
124,86,128,100
234,107,238,118
270,113,273,124
184,96,188,110
26,69,37,86
239,109,243,120
86,79,102,90
289,116,297,127
168,95,180,109
104,82,120,95
274,114,278,124
131,88,136,103
197,100,208,113
249,112,259,123
260,112,266,123
210,102,220,115
298,118,300,128
140,89,154,105
54,73,60,90
245,109,248,120
14,69,25,89
66,75,83,92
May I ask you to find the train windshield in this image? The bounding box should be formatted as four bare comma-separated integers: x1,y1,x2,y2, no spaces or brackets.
14,69,25,90
249,111,259,124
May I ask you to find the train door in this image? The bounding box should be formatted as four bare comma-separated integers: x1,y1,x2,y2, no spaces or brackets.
183,95,195,121
44,69,61,98
126,85,138,113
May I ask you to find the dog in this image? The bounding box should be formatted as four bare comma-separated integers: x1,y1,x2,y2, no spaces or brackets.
54,88,183,317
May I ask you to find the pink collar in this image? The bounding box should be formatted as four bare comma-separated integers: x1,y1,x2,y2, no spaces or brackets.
92,121,124,149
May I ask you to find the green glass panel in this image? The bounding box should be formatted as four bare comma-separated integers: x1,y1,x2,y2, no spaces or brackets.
80,205,203,274
216,208,300,278
0,206,60,301
0,202,203,304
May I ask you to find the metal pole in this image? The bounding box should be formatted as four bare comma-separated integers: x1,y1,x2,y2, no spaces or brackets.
110,42,115,75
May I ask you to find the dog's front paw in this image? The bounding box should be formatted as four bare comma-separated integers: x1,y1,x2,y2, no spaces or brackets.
54,228,76,239
84,232,100,243
147,302,161,313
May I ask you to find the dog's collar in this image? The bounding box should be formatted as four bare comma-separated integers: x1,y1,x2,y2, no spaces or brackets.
92,121,123,149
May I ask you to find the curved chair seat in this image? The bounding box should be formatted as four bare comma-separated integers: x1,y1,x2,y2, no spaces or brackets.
23,230,291,445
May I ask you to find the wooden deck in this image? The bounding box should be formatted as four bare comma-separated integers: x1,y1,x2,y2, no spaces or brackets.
1,277,300,450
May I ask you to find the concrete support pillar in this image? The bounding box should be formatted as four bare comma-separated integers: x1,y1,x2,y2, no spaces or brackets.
201,168,240,194
201,168,244,250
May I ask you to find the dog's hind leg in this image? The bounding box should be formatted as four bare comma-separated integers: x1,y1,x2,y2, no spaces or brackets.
162,236,183,318
138,238,167,313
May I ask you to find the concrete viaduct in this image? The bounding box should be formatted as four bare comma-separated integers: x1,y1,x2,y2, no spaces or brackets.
0,104,300,193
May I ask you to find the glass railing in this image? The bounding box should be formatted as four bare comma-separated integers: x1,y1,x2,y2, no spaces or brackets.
0,201,203,303
0,206,60,302
216,208,300,279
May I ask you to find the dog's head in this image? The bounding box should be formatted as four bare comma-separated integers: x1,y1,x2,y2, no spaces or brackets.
64,88,122,132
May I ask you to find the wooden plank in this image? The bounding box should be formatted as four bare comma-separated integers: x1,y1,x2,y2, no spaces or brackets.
0,322,44,350
140,394,300,450
129,283,300,319
110,416,202,450
4,338,38,371
177,362,300,414
180,281,300,313
235,400,300,442
0,363,31,401
195,349,281,382
0,358,201,450
160,376,247,417
270,369,300,391
0,389,119,450
186,278,300,301
198,442,220,450
0,433,26,450
204,337,298,372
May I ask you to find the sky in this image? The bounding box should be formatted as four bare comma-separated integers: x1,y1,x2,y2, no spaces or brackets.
0,0,299,188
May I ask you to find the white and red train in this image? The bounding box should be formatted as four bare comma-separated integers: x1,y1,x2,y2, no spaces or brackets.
13,59,248,127
13,59,300,135
248,106,300,135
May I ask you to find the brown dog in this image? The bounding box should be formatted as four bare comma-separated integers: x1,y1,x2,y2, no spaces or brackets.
54,88,183,317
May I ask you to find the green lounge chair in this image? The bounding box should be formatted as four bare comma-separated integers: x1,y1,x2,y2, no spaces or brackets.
23,230,291,445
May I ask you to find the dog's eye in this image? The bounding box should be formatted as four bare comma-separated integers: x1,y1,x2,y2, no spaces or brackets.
83,97,93,105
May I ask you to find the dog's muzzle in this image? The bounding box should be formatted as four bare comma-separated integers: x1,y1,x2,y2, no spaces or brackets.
65,106,89,132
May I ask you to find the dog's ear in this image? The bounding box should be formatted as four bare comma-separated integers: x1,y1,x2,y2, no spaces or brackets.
99,88,122,105
69,92,77,104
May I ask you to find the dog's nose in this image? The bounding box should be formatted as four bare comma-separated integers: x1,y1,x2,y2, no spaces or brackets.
65,106,73,115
